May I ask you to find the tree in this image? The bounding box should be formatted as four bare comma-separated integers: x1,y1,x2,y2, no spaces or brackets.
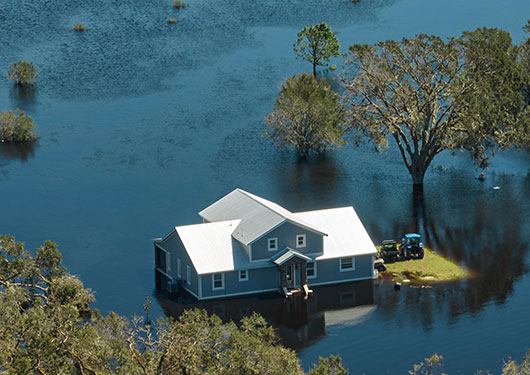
294,22,340,77
409,353,445,375
0,234,345,375
342,29,528,189
7,60,38,85
307,355,348,375
264,73,347,158
0,109,38,142
502,350,530,375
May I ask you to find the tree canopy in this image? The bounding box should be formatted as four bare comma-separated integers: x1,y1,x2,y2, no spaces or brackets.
0,109,38,142
0,234,348,375
342,28,529,188
294,23,340,77
264,73,347,158
7,60,38,86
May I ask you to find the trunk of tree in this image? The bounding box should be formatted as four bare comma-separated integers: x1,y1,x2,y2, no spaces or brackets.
410,163,426,191
312,62,317,78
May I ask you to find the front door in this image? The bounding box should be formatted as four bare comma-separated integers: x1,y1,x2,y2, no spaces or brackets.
285,265,294,288
294,263,300,287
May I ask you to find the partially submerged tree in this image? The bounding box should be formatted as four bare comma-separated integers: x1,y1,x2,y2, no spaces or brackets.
294,22,340,77
7,60,38,85
264,73,347,158
0,109,38,142
343,29,528,189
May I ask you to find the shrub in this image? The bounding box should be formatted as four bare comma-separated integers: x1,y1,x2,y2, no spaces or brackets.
73,23,86,32
168,18,178,24
7,61,38,85
173,0,189,8
0,109,38,142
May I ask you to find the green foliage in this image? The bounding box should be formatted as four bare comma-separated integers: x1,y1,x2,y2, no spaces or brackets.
173,0,189,9
0,109,38,142
502,350,530,375
0,234,345,375
72,22,86,31
307,355,349,375
264,73,347,158
343,29,528,187
7,60,38,85
409,353,445,375
294,22,340,77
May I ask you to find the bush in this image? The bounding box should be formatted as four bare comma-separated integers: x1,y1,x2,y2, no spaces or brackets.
173,0,189,8
73,22,86,32
7,61,38,85
0,109,38,142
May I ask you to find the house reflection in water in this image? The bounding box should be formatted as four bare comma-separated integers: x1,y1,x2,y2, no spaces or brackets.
156,279,375,350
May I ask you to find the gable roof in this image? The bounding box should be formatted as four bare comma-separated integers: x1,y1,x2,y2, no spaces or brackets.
198,189,326,246
271,247,313,265
293,207,377,260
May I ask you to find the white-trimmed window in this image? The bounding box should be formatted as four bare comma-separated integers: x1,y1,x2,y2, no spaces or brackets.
239,270,248,282
186,265,191,285
212,273,225,290
268,237,278,251
306,261,317,279
340,257,355,272
177,258,181,278
296,234,306,248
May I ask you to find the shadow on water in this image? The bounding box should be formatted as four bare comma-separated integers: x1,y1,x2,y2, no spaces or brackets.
9,85,38,111
156,279,374,350
374,175,530,328
0,141,38,162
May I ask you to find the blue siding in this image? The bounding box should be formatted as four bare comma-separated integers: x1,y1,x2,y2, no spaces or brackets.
308,255,374,286
251,222,324,261
158,232,200,298
201,266,280,299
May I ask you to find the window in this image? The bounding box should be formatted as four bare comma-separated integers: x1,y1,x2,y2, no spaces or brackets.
268,237,278,251
186,265,191,285
340,257,355,272
306,261,316,279
177,258,181,278
239,270,248,282
296,234,306,248
212,273,224,290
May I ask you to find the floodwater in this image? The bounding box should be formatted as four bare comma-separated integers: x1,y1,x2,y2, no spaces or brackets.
1,0,529,373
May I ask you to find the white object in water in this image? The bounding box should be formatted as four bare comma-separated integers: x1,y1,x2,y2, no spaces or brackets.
493,186,500,190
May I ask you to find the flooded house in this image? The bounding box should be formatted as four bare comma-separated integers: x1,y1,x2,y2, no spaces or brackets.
154,189,377,300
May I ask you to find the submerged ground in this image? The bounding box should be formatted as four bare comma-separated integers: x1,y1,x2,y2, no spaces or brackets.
1,0,529,373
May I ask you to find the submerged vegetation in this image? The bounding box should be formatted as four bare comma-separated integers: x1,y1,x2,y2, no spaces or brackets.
264,73,346,158
173,1,189,9
294,22,340,78
72,22,86,32
380,247,471,283
0,109,38,142
168,18,178,24
7,60,38,85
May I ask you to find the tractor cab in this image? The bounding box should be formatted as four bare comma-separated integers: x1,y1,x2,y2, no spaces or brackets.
399,233,424,260
380,239,399,263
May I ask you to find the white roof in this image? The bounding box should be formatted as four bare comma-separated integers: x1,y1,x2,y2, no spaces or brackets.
175,220,271,275
198,189,325,246
294,207,377,260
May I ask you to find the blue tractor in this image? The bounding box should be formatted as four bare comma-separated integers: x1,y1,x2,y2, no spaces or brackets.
399,233,424,260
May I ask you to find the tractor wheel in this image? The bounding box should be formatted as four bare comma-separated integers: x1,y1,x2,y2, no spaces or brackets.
404,249,410,260
418,249,424,259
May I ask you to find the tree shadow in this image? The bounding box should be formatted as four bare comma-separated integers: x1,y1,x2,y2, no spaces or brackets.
0,141,38,162
9,85,38,111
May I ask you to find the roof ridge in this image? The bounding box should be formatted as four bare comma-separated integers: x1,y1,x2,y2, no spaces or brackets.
235,188,289,219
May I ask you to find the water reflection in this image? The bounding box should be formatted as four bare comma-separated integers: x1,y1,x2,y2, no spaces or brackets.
156,279,374,350
9,85,38,111
374,175,529,326
0,141,37,162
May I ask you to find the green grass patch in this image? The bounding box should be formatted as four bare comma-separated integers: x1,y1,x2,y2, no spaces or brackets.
379,247,472,283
